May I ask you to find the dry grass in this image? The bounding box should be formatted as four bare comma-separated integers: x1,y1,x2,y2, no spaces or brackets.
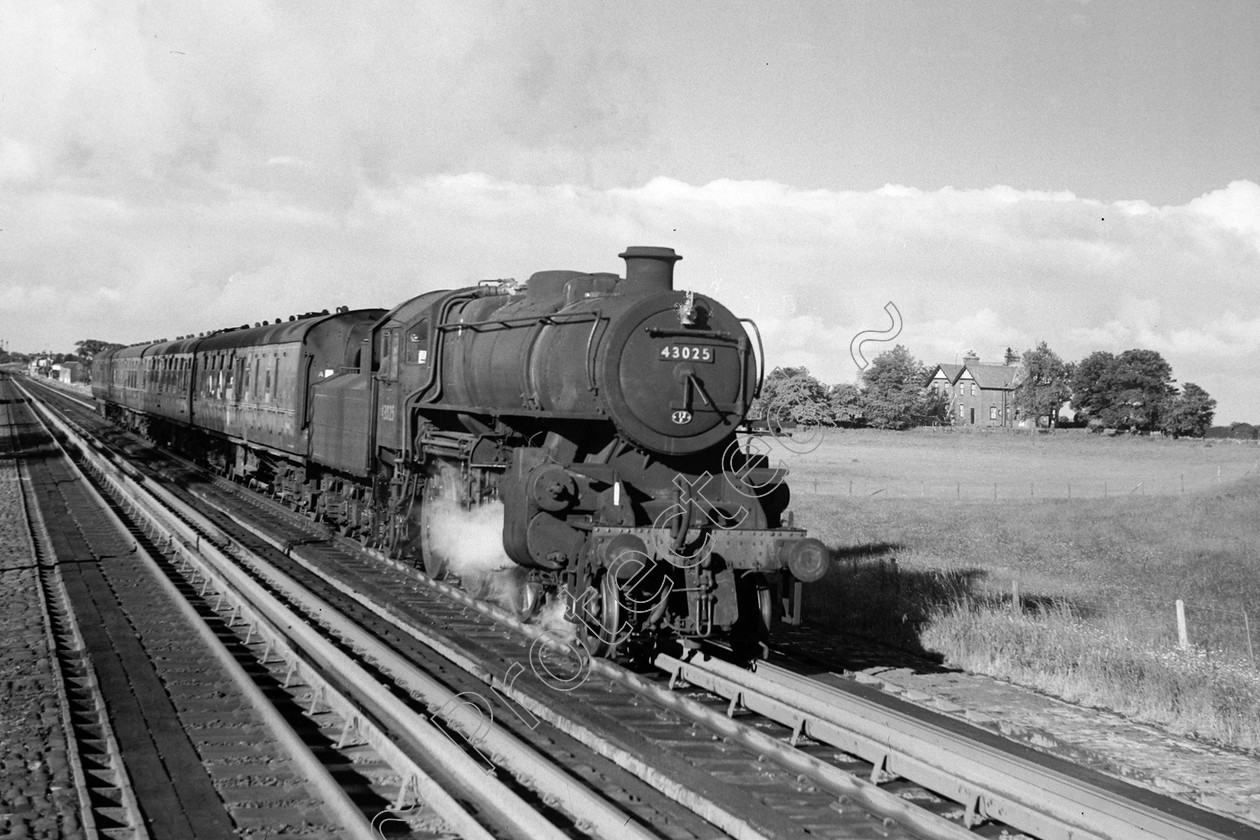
924,601,1260,749
781,429,1260,751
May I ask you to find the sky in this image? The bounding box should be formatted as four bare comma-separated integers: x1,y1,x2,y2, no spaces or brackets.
2,1,1258,422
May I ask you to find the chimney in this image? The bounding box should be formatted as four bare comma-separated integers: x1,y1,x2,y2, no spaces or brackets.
962,350,980,366
619,246,681,292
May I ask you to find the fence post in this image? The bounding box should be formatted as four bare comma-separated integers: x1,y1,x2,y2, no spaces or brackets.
1180,473,1184,494
1011,580,1020,613
1104,480,1108,498
1176,600,1189,650
1244,609,1256,668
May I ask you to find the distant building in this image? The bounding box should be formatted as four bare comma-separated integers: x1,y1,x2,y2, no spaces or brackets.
58,362,84,384
926,351,1022,427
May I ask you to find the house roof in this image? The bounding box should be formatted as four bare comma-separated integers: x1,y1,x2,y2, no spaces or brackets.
927,363,964,384
928,359,1021,390
967,363,1019,390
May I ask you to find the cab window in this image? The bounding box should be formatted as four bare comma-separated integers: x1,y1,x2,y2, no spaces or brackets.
381,328,399,379
407,319,430,365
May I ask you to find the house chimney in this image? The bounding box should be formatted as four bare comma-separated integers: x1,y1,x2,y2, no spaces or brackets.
962,350,980,366
619,246,680,292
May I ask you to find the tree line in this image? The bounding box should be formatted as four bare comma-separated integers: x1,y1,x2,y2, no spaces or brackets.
2,339,122,369
8,338,1223,439
753,342,1218,438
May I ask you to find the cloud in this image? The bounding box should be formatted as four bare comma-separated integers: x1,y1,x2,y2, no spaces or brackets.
1,5,1257,420
1187,180,1260,243
5,170,1257,419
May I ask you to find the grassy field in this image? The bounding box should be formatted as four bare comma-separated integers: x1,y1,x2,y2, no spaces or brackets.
779,426,1259,500
775,428,1260,751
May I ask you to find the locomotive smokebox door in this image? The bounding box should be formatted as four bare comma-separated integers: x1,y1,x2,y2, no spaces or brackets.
599,294,756,456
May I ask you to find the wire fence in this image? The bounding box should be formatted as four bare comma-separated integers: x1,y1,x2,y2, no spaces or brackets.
826,555,1260,671
797,459,1260,501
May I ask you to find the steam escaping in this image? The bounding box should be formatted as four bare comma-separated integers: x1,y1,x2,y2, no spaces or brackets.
535,597,579,641
425,499,514,576
421,496,585,634
424,498,547,618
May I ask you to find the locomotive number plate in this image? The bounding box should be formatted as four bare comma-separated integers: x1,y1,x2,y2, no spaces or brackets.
658,344,714,363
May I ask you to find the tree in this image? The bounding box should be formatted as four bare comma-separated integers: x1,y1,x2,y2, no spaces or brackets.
74,339,123,365
827,382,864,426
1070,350,1116,423
858,345,943,429
1012,341,1072,427
1161,382,1216,438
1071,348,1175,432
753,367,831,427
1109,349,1175,431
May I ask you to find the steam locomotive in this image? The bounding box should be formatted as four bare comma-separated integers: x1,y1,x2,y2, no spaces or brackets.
92,247,828,656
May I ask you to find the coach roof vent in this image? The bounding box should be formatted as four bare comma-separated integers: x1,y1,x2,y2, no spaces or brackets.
620,246,680,292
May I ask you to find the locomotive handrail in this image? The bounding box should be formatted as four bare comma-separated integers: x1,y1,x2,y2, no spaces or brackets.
644,327,740,341
739,318,765,399
411,290,480,410
434,311,601,333
582,317,604,395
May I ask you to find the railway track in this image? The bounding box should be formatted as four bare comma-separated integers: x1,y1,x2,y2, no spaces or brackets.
19,378,695,839
20,375,1260,840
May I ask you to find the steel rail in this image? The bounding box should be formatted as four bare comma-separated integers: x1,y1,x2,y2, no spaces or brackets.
29,385,660,840
18,381,385,839
262,542,981,840
27,388,534,839
3,391,150,840
165,460,971,840
140,484,661,840
657,650,1253,840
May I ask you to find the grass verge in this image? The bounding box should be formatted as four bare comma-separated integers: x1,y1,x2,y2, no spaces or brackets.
795,472,1260,752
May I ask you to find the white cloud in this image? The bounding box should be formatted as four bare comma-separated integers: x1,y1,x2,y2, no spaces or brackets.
1187,180,1260,243
1,1,1257,422
6,170,1258,420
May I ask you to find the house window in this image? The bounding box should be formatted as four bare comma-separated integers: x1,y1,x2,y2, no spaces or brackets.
971,383,977,396
990,406,997,420
958,404,964,418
